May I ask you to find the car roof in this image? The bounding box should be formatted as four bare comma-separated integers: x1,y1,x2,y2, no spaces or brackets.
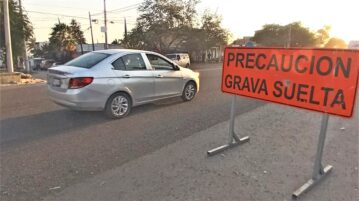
93,49,158,55
166,53,188,55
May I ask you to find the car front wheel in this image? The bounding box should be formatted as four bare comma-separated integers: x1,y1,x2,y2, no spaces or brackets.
182,82,197,101
105,92,132,119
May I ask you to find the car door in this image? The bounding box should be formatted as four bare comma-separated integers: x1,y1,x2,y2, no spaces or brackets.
145,54,183,98
111,53,155,104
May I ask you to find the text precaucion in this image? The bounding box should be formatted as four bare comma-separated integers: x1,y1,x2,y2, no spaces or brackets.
222,48,359,117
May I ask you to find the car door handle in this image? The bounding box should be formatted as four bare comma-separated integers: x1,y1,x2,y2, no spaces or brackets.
156,75,163,78
123,74,131,78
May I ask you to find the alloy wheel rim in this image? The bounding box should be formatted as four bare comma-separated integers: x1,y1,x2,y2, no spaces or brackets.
185,84,195,99
111,96,129,116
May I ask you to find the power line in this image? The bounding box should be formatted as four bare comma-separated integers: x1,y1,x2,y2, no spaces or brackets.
26,10,88,19
31,18,88,22
108,3,140,12
92,3,140,16
104,15,138,19
107,6,139,14
25,3,92,11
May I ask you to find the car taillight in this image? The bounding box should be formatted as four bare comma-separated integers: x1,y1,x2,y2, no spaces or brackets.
68,77,93,89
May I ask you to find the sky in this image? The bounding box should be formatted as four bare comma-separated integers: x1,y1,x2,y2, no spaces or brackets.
23,0,359,44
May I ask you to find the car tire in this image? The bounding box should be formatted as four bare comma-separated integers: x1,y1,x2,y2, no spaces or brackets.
105,92,132,119
185,63,190,68
181,81,197,101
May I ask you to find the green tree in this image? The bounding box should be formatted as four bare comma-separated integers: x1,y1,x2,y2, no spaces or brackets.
252,22,316,47
111,39,120,45
324,37,347,48
31,43,51,58
69,19,86,54
252,24,286,47
48,22,76,62
123,0,228,56
200,10,229,50
123,0,199,52
0,0,34,67
315,25,331,47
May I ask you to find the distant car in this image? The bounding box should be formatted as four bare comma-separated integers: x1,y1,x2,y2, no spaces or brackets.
30,58,44,71
47,49,200,119
40,59,56,70
166,53,190,68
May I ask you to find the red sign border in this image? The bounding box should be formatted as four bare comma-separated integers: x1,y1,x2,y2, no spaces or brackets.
221,47,359,118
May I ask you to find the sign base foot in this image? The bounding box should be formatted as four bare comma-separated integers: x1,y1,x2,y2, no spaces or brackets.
292,165,333,199
207,136,249,157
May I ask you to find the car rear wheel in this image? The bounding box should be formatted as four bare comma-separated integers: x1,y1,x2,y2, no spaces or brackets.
105,92,132,119
182,82,197,101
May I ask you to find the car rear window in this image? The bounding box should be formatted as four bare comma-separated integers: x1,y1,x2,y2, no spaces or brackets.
65,52,110,68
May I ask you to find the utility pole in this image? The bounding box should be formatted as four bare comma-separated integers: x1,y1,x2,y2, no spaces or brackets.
287,24,292,48
89,12,95,51
124,17,127,40
18,0,29,73
4,0,14,73
103,0,108,49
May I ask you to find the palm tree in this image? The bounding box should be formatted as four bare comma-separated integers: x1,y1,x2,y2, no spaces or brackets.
0,0,34,66
49,23,76,62
69,19,86,54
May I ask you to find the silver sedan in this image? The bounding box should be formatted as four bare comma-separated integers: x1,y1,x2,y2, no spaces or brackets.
47,49,200,118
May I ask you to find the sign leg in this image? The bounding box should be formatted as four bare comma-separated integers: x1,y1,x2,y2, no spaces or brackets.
207,96,249,156
292,114,333,199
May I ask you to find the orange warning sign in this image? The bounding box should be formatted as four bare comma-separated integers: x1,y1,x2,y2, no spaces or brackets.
222,47,359,117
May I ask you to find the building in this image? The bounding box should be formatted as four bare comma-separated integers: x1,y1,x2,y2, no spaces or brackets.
231,36,254,47
348,41,359,49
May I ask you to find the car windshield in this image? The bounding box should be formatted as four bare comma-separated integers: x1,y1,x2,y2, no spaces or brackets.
65,52,110,68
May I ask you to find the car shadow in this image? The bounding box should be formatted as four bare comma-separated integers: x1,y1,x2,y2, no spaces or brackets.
0,97,185,149
130,97,185,115
0,109,106,148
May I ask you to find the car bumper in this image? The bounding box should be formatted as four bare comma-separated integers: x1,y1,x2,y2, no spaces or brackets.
194,73,200,92
47,85,106,111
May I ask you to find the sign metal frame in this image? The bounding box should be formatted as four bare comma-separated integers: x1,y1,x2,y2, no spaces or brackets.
292,113,333,198
207,95,249,156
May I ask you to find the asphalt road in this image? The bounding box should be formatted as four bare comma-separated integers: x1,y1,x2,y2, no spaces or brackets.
0,63,264,201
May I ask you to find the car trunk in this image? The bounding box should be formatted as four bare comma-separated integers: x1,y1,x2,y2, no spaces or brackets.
47,66,89,91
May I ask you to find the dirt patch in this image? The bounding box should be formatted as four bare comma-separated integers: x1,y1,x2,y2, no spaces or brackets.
0,77,46,86
20,78,46,84
1,72,46,86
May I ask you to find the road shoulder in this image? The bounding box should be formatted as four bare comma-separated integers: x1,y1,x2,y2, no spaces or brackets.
43,103,359,201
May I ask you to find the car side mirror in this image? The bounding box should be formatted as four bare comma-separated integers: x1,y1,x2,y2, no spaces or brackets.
173,64,180,70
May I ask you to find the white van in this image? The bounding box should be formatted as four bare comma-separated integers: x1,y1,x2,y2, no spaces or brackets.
166,53,190,68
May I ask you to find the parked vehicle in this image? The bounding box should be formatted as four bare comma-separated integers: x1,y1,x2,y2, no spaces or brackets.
47,49,200,119
166,53,190,68
40,59,56,70
30,58,44,71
